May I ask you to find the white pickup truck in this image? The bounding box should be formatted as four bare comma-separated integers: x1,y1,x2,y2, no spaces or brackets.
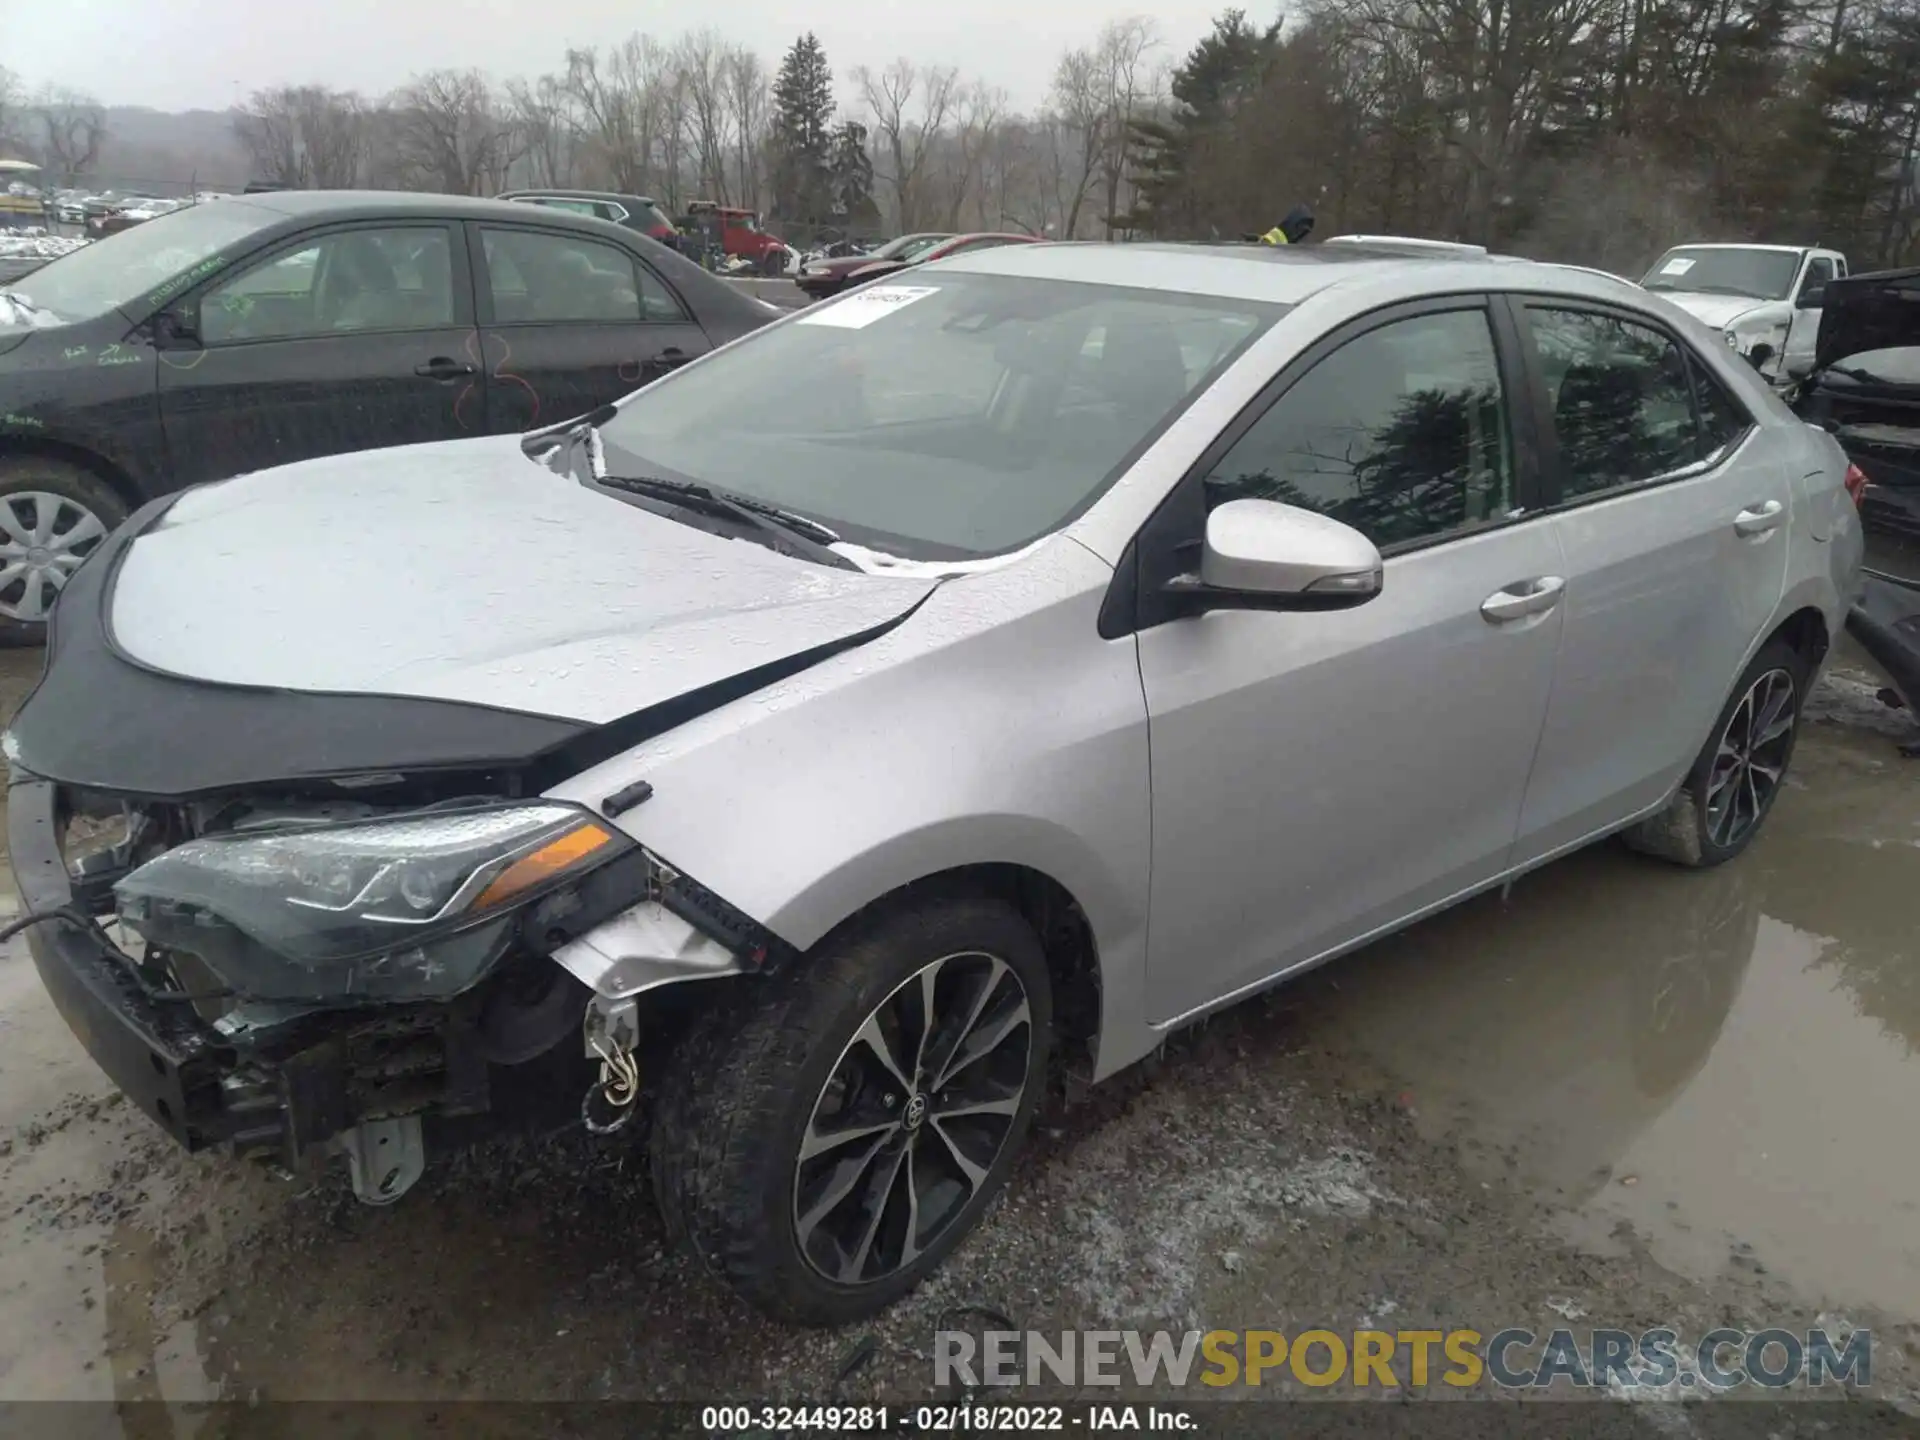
1639,243,1848,383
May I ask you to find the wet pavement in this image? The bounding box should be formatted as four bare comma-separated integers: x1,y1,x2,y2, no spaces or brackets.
0,589,1917,1426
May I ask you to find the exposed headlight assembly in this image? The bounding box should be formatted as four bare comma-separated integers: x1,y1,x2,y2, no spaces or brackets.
114,803,632,1004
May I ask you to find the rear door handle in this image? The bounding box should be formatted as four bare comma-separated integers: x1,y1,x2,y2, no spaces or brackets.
648,347,692,372
1734,499,1785,536
1481,575,1566,624
415,357,478,381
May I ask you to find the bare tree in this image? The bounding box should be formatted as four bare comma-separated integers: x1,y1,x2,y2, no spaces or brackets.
31,88,107,185
1050,48,1108,237
505,74,579,187
387,70,521,195
231,86,367,188
725,47,770,211
1092,18,1162,237
0,68,24,157
677,30,738,203
853,59,959,230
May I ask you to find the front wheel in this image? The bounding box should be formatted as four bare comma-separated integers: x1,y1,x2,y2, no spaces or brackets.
0,458,127,646
652,894,1051,1325
1623,638,1809,867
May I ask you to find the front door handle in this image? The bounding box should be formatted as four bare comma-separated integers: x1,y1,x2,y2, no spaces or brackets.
415,357,478,381
1734,499,1785,537
647,347,692,373
1481,575,1566,625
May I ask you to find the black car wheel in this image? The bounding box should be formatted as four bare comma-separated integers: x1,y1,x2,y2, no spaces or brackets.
1623,637,1810,867
652,892,1051,1325
0,458,127,645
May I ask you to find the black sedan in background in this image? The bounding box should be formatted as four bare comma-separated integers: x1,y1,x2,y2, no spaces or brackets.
0,191,777,641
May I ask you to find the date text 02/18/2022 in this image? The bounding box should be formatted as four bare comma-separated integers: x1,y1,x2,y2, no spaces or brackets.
699,1404,1198,1431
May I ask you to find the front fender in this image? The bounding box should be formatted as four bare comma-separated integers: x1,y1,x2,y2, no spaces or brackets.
544,537,1155,1077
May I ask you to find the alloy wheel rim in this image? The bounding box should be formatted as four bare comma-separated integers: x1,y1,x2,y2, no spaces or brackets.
793,950,1032,1286
0,492,108,623
1704,667,1796,850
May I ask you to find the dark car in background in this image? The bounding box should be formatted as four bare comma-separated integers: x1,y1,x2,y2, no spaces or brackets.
497,189,682,247
1792,266,1919,537
794,232,952,299
841,231,1042,286
0,190,777,641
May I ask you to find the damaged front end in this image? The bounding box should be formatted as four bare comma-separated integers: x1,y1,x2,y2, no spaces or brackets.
9,772,792,1202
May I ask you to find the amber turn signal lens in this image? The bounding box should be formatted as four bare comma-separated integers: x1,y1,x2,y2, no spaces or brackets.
473,823,619,911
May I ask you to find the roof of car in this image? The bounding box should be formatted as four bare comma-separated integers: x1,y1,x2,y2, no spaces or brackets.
222,190,635,229
499,188,662,206
1657,242,1816,254
939,238,1651,309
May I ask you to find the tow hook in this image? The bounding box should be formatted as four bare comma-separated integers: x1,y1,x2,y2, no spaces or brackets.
336,1116,426,1205
582,994,641,1135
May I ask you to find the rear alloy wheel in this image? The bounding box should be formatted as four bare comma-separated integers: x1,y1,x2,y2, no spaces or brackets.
0,461,127,645
1624,638,1808,868
652,894,1051,1325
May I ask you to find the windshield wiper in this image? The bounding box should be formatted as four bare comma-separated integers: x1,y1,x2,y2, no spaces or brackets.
1826,362,1897,385
598,474,857,570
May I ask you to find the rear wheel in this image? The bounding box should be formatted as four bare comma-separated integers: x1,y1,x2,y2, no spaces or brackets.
1623,638,1809,867
0,457,127,646
652,893,1051,1325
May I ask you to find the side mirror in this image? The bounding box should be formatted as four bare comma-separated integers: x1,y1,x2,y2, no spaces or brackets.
153,308,199,347
1796,284,1826,310
1166,499,1383,613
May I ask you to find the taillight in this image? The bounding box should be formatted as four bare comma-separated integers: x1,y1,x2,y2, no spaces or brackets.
1843,463,1869,507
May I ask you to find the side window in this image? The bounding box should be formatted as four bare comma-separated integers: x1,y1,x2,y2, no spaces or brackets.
633,262,687,323
1199,308,1514,549
1800,257,1835,298
199,228,453,344
1692,362,1751,456
1525,307,1700,500
482,228,644,325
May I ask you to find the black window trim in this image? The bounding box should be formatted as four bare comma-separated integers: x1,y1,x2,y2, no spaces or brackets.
468,220,690,328
1499,293,1759,516
1103,291,1548,638
181,218,474,349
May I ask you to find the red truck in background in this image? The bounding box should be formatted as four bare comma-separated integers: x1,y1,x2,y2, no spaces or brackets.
679,201,790,275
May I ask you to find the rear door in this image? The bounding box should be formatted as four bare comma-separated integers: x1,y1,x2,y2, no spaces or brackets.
1505,298,1789,865
157,221,478,485
470,223,711,433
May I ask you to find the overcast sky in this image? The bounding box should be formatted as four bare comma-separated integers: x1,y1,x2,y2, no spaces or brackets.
4,0,1225,115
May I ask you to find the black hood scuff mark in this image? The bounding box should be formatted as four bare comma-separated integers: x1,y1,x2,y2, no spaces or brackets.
10,489,935,802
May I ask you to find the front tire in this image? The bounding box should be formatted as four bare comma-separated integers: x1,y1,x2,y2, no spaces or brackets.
1623,638,1809,868
652,893,1051,1325
0,457,127,646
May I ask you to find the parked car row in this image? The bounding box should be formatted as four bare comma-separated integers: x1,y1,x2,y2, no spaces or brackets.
0,190,779,640
3,234,1865,1331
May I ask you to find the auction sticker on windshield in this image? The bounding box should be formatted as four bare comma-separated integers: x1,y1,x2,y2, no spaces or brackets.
1660,257,1696,275
799,285,941,329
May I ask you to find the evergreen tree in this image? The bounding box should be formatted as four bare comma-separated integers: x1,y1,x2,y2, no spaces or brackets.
769,33,836,229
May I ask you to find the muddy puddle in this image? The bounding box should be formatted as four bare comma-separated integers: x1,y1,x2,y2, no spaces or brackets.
1294,719,1920,1325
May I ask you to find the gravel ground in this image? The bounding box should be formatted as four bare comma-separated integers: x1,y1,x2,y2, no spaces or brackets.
0,642,1915,1434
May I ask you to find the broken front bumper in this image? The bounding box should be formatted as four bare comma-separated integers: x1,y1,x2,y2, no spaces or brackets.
11,776,234,1149
7,775,492,1165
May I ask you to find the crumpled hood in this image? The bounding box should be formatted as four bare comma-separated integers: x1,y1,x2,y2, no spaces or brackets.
1658,292,1781,332
1815,267,1920,372
110,437,937,725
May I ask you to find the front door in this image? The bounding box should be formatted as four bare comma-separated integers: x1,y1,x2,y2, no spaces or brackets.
1134,301,1567,1023
470,224,712,434
157,223,478,486
1783,254,1837,380
1505,301,1791,865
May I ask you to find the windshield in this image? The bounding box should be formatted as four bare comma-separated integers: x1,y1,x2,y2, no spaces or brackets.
598,272,1284,560
876,234,947,261
1642,247,1799,301
640,203,675,232
0,199,278,327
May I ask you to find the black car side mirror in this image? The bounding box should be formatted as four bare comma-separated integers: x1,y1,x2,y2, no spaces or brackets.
153,309,200,347
1796,284,1826,310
